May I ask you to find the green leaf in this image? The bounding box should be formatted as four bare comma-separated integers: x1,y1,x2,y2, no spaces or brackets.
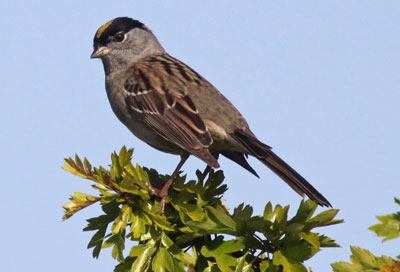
272,251,307,272
83,157,92,172
152,247,174,272
129,244,147,257
173,202,205,221
350,246,377,268
147,213,174,231
201,238,246,272
235,252,248,272
233,204,253,221
281,242,313,262
369,214,400,242
264,204,288,226
131,240,157,272
112,205,131,234
62,192,100,220
319,235,340,247
118,146,131,168
130,211,146,239
263,202,273,221
299,232,320,249
308,209,341,226
103,232,125,262
87,225,107,258
118,177,150,199
331,262,363,272
289,200,317,224
369,197,400,242
285,223,305,234
84,215,114,231
160,232,190,263
115,257,134,272
259,261,271,272
206,206,236,230
331,246,400,272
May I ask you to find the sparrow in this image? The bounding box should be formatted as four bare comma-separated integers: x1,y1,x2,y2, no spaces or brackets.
91,17,331,212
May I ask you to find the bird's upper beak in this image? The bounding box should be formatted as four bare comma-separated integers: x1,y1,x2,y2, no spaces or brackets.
90,46,111,59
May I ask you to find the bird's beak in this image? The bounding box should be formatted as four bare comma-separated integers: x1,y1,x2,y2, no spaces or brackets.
90,46,111,59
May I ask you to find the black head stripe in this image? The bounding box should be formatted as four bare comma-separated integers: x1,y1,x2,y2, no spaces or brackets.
94,17,145,46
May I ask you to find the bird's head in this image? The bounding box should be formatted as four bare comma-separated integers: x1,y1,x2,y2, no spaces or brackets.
91,17,164,73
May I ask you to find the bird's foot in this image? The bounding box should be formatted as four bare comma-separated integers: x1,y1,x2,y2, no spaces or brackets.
149,177,174,215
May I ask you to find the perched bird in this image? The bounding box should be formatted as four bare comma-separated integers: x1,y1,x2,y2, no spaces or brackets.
91,17,331,211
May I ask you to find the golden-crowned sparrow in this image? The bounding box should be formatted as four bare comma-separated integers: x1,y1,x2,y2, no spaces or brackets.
91,17,331,211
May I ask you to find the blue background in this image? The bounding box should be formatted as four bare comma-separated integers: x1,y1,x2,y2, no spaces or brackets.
1,1,399,271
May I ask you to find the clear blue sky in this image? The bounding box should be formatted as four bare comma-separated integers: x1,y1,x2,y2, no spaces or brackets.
2,1,399,271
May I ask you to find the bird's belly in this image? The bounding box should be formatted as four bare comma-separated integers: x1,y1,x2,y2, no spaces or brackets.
125,118,183,155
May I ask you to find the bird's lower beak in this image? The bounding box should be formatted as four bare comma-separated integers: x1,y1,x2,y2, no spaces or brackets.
90,47,111,59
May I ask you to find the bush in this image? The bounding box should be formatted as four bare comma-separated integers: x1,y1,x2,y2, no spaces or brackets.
63,147,342,272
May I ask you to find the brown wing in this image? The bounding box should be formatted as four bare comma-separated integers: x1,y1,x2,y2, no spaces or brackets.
124,54,219,168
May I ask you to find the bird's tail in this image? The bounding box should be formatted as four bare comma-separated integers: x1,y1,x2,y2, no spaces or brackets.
233,130,331,207
260,151,331,207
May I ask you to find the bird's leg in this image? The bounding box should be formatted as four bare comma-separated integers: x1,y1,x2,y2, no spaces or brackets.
153,155,189,214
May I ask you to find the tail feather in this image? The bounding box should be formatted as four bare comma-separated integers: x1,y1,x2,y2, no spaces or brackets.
261,151,331,207
233,129,331,207
220,151,259,178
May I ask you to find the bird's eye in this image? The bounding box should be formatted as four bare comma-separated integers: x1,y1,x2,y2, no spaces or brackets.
114,32,126,42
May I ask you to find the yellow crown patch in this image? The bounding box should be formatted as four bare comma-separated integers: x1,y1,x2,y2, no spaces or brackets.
96,20,113,39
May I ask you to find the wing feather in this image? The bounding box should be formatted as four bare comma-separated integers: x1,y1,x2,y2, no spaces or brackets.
123,54,219,167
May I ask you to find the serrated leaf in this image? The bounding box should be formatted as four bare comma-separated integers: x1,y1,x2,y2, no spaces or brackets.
281,242,313,262
87,225,107,258
129,244,147,257
62,192,100,220
131,240,156,272
263,202,273,221
201,238,246,272
173,202,205,221
152,247,174,272
147,213,174,231
272,251,307,272
290,200,317,224
102,232,125,262
309,209,340,226
332,246,400,272
160,232,191,264
369,214,400,242
350,246,377,268
235,252,248,272
130,211,146,239
319,235,340,247
233,204,253,221
63,158,89,179
112,205,131,234
118,146,128,167
114,257,134,272
299,232,320,249
206,206,236,229
285,223,305,234
259,260,272,272
331,261,363,272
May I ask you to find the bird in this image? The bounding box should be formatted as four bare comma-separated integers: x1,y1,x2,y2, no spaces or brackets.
90,17,331,212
